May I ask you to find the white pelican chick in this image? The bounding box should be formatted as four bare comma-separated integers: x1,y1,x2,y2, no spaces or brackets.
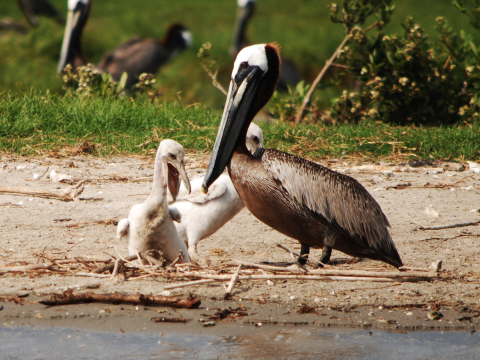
117,139,191,263
168,123,264,261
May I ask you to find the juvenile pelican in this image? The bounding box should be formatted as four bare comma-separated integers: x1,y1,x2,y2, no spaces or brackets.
57,0,191,87
169,123,264,261
202,44,403,268
230,0,301,90
117,140,191,263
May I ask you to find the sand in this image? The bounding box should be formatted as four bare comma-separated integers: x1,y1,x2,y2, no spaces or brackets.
0,153,479,331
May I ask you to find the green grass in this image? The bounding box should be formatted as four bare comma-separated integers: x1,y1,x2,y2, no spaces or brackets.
1,92,479,161
1,0,479,108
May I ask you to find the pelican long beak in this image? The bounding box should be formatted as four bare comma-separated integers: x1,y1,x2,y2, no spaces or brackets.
57,2,88,74
167,160,191,201
202,66,264,193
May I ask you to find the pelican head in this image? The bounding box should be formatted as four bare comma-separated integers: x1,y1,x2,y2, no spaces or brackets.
246,122,264,154
164,24,192,51
57,0,91,74
157,139,191,201
238,0,256,7
203,44,280,192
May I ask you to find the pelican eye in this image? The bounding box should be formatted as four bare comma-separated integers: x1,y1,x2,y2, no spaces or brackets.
239,62,249,70
169,153,176,160
252,135,259,144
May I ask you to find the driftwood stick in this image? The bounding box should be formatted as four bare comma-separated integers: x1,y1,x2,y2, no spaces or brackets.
75,273,111,278
164,279,216,289
418,220,480,231
0,262,54,274
0,181,85,202
180,272,435,283
110,258,125,281
151,317,188,323
40,291,201,309
225,265,242,297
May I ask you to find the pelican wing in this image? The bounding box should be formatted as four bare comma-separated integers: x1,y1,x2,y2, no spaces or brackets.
117,218,130,240
262,150,392,248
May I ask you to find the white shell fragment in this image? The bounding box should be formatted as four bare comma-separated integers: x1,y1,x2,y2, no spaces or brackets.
423,205,439,218
467,161,480,173
50,170,72,183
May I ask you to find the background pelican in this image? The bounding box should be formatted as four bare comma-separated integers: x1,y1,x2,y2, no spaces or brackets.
168,123,264,261
57,0,191,87
230,0,301,90
117,139,191,264
16,0,64,27
202,44,403,268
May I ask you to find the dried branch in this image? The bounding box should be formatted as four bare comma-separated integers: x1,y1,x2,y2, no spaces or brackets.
0,181,85,202
295,34,350,123
418,220,480,231
180,272,435,283
0,262,54,274
199,62,227,95
164,279,216,290
225,264,242,298
40,291,201,309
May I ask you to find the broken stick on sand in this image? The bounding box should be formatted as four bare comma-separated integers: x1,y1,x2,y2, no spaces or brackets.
39,291,201,309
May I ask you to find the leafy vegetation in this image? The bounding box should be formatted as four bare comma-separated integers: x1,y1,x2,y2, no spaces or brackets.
283,0,480,125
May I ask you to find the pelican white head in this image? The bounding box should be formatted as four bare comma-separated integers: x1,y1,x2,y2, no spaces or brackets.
231,44,268,78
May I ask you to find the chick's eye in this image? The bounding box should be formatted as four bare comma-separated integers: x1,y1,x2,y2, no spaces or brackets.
240,62,248,70
169,153,176,160
252,136,259,143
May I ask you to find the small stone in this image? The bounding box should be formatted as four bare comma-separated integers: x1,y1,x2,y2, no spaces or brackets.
378,306,384,310
290,296,296,300
203,321,215,327
99,309,106,314
161,290,171,296
266,280,274,286
428,311,443,320
0,305,3,310
35,313,44,319
406,311,413,316
255,322,262,327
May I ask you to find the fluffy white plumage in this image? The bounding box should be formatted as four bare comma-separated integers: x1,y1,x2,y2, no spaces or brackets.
168,123,263,261
117,139,191,263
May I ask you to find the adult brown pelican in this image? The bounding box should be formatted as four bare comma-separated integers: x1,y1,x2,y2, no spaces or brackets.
16,0,64,27
202,44,403,268
57,0,191,87
230,0,301,90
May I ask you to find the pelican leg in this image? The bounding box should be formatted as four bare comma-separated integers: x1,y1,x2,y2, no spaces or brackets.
316,245,332,268
297,243,310,265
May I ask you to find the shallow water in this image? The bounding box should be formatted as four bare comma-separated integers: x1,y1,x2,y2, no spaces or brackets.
1,326,479,360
